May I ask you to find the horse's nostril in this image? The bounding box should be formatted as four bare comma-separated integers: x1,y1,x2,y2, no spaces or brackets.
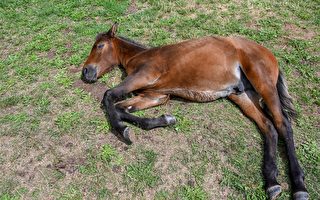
83,68,88,75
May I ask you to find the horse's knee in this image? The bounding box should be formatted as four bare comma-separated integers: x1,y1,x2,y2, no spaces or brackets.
102,89,122,106
103,89,115,100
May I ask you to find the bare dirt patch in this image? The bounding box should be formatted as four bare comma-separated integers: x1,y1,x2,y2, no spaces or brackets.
126,0,138,15
62,27,73,35
284,23,317,40
47,49,56,59
73,80,107,102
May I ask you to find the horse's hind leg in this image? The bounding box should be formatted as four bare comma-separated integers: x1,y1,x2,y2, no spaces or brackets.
229,91,281,200
259,88,308,200
117,107,176,130
115,92,175,130
116,92,169,112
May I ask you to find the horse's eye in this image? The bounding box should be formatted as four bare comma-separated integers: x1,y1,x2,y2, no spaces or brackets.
97,44,104,49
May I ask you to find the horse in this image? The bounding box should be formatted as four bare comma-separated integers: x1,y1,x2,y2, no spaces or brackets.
81,23,308,200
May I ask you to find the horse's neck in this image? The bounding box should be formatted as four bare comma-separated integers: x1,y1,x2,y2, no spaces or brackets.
115,37,147,68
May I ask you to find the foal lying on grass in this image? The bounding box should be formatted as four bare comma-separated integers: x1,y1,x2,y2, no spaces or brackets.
81,23,308,200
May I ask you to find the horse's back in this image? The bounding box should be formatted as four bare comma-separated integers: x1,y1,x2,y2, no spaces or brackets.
159,36,240,84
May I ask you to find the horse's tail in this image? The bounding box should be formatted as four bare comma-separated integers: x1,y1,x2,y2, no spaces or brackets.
276,71,297,121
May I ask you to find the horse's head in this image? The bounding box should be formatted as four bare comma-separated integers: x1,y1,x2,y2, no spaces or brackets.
81,23,119,83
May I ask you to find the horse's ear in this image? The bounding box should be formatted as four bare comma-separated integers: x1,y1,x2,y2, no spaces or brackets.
107,22,118,37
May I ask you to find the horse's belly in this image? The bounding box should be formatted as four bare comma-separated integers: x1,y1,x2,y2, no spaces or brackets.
166,87,236,102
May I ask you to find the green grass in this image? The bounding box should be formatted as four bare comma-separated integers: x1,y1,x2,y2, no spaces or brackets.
0,0,319,199
173,185,208,200
100,144,123,165
125,149,160,194
55,111,83,132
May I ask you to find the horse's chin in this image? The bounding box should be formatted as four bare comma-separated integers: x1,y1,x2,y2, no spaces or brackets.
87,79,97,84
81,76,97,84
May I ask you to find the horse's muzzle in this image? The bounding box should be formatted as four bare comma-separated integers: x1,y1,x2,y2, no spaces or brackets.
81,65,97,83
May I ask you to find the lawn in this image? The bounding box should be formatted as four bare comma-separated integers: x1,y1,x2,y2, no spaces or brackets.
0,0,319,199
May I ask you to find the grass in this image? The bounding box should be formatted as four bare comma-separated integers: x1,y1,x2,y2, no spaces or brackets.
55,111,83,132
0,0,319,199
125,149,160,194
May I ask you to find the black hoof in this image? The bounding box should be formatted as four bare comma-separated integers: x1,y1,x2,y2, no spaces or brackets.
162,114,176,125
122,127,132,145
267,185,282,200
293,191,309,200
113,127,132,145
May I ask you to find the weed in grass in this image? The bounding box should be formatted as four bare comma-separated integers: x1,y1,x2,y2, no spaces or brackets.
100,144,123,165
96,188,112,200
58,184,82,200
89,118,110,133
0,194,19,200
78,162,98,175
0,96,20,109
61,96,77,107
98,67,123,87
220,167,245,195
0,179,19,200
39,82,54,91
125,149,159,193
134,110,146,117
220,167,267,199
31,189,41,199
55,70,73,88
98,74,110,84
0,78,16,95
15,65,42,82
69,54,83,66
297,140,320,175
154,190,170,200
78,148,98,175
173,185,208,200
34,96,51,114
55,111,82,132
191,163,207,185
74,88,93,103
0,113,29,135
50,170,65,184
172,105,193,134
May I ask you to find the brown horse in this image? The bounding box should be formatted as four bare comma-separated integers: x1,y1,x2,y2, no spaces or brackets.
81,23,308,200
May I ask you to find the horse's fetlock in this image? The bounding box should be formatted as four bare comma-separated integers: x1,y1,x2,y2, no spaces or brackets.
162,114,176,125
264,164,278,177
294,170,305,180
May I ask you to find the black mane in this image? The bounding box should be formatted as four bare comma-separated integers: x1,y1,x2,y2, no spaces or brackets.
95,32,148,50
118,36,148,50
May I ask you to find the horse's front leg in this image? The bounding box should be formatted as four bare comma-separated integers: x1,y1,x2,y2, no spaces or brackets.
103,86,131,144
102,71,174,144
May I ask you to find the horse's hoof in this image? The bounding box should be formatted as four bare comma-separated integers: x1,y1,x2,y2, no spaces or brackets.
293,191,309,200
162,114,176,125
122,127,132,145
267,185,282,200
